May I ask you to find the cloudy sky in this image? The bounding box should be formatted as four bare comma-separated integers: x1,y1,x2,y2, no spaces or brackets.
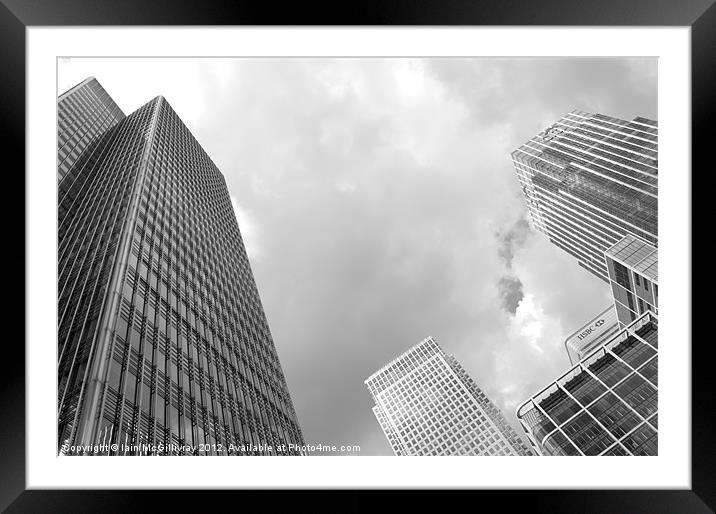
59,57,657,455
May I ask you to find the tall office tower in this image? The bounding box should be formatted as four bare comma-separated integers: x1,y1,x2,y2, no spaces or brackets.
58,77,125,184
365,337,533,456
604,234,658,327
564,305,620,365
58,83,305,455
516,311,658,456
511,110,658,282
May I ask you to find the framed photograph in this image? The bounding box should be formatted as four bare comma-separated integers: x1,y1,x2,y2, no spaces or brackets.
9,0,711,510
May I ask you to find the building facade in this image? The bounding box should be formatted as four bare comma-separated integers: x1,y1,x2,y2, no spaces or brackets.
58,77,126,185
516,311,658,456
58,80,305,455
365,337,533,456
564,305,620,366
511,110,658,282
604,234,658,327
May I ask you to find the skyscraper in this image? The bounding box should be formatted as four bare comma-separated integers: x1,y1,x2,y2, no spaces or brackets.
516,311,658,456
564,305,620,365
58,77,125,184
58,79,305,455
604,234,658,327
511,110,658,282
365,337,533,456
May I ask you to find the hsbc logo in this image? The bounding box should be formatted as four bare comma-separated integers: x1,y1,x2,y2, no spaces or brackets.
577,318,606,340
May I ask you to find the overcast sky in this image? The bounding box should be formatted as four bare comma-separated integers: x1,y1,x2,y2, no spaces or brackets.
59,57,657,455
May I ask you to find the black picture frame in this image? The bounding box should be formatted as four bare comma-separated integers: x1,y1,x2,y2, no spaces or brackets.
5,0,711,511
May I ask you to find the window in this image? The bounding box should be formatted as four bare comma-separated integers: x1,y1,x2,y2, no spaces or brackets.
613,261,631,289
108,364,122,390
627,291,636,313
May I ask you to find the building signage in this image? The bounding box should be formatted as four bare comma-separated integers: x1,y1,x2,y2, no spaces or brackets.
565,307,619,364
577,318,606,340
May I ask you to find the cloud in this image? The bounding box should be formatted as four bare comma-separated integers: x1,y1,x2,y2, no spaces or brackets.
496,216,532,270
494,212,532,316
230,195,261,260
511,294,547,354
497,275,525,315
426,58,659,137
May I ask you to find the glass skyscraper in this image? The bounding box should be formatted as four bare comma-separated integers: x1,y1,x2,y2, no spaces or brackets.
516,311,658,456
604,234,658,327
58,77,125,185
365,337,534,456
58,78,305,455
511,110,658,282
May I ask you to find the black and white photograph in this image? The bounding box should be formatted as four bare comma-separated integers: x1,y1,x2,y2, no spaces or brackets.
56,56,658,457
11,8,710,507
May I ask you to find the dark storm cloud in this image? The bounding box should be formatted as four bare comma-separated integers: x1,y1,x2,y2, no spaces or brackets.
60,57,657,454
495,213,531,315
496,216,532,270
497,275,524,315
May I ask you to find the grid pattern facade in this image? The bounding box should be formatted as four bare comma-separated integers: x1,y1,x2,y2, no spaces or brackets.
564,305,620,365
58,85,305,455
605,234,658,327
58,77,125,185
365,337,533,456
517,312,658,456
511,111,658,282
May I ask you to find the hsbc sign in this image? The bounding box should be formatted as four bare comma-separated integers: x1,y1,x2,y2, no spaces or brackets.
577,318,606,341
566,308,619,364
